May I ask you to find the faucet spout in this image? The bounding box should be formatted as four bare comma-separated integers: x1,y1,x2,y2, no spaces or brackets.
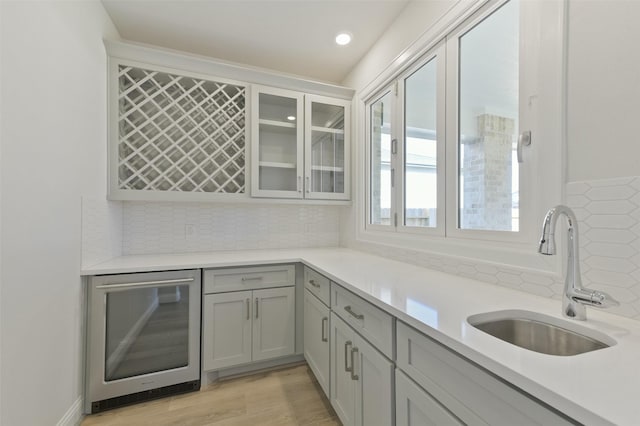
538,205,619,320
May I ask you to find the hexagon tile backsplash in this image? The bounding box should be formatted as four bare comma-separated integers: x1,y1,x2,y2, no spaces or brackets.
351,177,640,321
566,176,640,319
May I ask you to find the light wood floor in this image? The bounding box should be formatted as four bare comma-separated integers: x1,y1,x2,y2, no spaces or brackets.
82,364,340,426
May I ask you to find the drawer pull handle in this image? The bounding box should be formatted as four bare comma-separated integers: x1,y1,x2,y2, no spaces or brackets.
246,298,250,320
344,305,364,320
309,279,321,288
255,298,259,319
344,340,353,373
242,276,263,282
350,347,359,381
321,317,328,342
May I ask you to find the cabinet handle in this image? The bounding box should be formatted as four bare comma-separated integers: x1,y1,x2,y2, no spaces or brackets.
306,176,310,193
298,176,302,193
95,277,194,290
241,276,263,282
350,347,359,381
309,279,321,288
344,305,364,320
246,298,250,320
255,298,259,319
344,340,353,373
321,317,328,342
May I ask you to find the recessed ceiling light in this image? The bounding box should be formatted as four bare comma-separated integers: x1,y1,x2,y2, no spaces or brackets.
335,32,352,46
287,116,296,121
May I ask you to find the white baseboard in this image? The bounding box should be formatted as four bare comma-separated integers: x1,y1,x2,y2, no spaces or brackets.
57,396,83,426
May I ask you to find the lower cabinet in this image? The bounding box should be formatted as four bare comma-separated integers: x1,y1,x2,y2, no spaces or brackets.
203,286,295,371
396,321,575,426
330,312,394,426
303,289,330,396
396,369,462,426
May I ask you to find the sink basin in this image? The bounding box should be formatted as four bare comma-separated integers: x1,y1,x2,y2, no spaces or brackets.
467,310,615,356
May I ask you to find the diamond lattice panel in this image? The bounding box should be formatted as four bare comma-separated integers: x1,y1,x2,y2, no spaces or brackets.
118,65,246,193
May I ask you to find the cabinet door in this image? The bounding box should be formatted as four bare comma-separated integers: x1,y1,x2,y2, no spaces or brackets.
353,333,394,426
305,95,350,200
252,287,295,361
330,313,357,426
251,86,304,198
202,291,252,371
396,369,462,426
304,290,331,396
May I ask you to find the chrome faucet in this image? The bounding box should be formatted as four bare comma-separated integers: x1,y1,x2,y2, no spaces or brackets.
538,205,619,320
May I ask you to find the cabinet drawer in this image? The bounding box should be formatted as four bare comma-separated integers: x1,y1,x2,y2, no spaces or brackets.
204,264,295,294
304,266,331,306
396,322,574,426
331,283,394,359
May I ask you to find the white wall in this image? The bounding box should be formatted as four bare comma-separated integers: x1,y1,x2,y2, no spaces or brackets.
342,0,457,91
0,1,119,424
566,0,640,182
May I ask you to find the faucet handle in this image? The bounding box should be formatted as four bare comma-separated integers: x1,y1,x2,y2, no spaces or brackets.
590,290,620,308
572,288,619,308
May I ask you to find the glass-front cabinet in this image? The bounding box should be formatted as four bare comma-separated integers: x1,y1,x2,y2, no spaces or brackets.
252,87,304,198
252,86,350,200
305,95,350,200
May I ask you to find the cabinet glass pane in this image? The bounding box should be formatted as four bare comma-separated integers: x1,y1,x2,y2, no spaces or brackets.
458,0,519,231
370,92,392,225
310,102,345,194
258,93,298,191
404,58,437,228
105,285,189,381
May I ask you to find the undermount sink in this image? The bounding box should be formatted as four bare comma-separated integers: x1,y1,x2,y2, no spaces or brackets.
467,310,615,356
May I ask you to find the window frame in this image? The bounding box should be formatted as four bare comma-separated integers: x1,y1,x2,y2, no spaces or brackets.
396,42,446,237
444,0,533,244
365,86,396,232
358,0,565,271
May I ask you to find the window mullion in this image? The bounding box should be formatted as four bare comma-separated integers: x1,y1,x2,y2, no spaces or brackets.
392,79,403,231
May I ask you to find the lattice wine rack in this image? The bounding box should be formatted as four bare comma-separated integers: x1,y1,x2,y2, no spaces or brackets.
116,65,246,195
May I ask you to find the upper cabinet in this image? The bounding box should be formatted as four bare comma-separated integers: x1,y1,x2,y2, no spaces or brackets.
252,86,350,200
105,40,353,203
251,87,304,198
108,58,249,202
305,95,350,200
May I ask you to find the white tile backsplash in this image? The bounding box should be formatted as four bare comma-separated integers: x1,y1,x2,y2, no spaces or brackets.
121,202,341,255
81,197,123,267
81,176,640,320
348,177,640,321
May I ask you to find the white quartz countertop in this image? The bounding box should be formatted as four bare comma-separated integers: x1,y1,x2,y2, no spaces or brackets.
82,247,640,425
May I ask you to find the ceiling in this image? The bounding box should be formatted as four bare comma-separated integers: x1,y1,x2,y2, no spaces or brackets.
101,0,410,84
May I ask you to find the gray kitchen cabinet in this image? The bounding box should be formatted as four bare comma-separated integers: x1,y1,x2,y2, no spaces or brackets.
304,289,330,396
330,312,394,426
252,286,296,362
396,368,462,426
396,321,575,426
203,291,252,370
202,265,295,372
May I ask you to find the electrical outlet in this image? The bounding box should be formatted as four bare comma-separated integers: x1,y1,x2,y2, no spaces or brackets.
185,224,196,240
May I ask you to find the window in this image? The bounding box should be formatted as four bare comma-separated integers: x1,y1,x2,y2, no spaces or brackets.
365,0,547,245
455,0,520,233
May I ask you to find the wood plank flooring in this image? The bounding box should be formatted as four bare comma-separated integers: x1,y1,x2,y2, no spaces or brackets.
82,364,340,426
